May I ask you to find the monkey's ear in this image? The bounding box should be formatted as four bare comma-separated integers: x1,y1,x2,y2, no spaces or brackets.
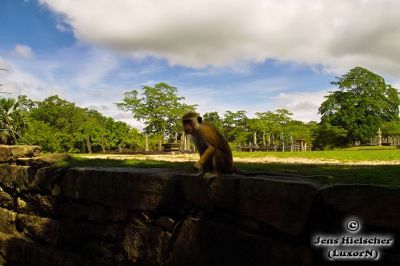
197,116,203,123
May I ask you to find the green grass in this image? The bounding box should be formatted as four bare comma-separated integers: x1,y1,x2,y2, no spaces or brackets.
233,149,400,162
55,155,400,186
55,155,192,170
337,146,398,151
234,162,400,186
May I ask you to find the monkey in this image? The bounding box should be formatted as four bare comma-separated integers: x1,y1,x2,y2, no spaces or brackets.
182,112,233,177
182,112,290,177
182,112,333,181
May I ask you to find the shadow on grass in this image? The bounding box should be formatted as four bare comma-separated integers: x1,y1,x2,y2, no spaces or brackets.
56,156,400,186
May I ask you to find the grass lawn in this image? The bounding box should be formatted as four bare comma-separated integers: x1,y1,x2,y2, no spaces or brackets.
233,149,400,162
56,154,400,187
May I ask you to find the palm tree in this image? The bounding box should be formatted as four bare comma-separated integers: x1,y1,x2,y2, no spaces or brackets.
0,97,26,144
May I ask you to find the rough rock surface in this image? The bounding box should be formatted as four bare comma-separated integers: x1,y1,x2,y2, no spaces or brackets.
61,167,184,213
0,149,398,266
171,217,312,266
0,208,17,235
181,174,320,235
319,184,400,231
0,165,34,191
0,145,41,162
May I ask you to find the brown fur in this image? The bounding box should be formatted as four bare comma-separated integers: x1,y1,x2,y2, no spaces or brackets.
182,112,233,175
181,113,326,180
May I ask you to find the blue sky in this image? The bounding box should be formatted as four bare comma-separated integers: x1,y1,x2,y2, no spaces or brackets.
1,0,399,128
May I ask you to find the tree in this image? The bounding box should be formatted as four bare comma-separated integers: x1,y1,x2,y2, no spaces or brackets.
312,123,348,150
255,109,294,148
286,120,317,144
222,110,249,143
20,95,143,153
381,121,400,136
255,111,280,133
117,82,197,141
318,67,400,146
203,112,223,131
0,96,28,144
27,95,88,152
274,109,293,125
22,120,62,152
104,119,144,151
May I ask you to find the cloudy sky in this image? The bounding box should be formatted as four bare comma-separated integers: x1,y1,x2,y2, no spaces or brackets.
1,0,399,128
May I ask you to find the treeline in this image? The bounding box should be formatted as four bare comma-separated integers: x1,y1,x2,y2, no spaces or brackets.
116,68,400,151
1,67,399,152
116,82,316,149
202,109,317,149
0,95,145,153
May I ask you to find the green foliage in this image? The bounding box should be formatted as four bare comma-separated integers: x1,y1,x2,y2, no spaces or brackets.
381,121,400,136
222,110,249,143
252,109,315,146
18,95,144,153
22,120,62,152
318,67,400,147
7,69,398,152
117,82,197,138
200,109,316,148
312,123,348,150
203,112,223,131
286,121,317,144
0,96,27,144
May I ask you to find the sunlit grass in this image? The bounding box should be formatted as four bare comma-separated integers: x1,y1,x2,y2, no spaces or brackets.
338,146,398,151
52,154,400,186
233,149,400,162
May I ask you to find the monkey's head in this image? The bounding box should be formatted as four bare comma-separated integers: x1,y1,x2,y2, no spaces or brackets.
182,112,202,134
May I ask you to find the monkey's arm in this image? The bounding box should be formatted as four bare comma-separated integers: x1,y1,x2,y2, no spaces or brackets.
198,145,216,165
195,124,219,167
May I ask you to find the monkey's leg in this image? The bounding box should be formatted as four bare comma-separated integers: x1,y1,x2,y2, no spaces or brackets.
204,150,225,179
196,155,218,184
193,172,205,177
192,159,212,178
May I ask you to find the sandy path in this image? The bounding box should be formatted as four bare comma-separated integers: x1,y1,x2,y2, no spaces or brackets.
79,154,400,166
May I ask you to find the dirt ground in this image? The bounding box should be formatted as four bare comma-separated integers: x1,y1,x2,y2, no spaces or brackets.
80,153,400,166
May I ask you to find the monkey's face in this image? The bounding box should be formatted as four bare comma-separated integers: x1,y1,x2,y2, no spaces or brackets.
182,118,199,134
182,113,202,135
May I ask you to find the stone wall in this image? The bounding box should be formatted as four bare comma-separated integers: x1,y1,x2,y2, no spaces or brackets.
0,147,399,265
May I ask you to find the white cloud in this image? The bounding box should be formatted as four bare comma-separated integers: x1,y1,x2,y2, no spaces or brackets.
71,49,119,88
0,55,56,97
271,90,329,122
13,44,34,59
0,58,11,70
56,23,70,33
0,49,141,128
39,0,400,77
179,80,302,120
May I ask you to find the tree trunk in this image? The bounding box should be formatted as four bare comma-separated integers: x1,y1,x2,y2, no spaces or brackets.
262,132,266,147
188,135,193,152
272,134,276,152
174,132,178,143
159,127,166,151
86,136,92,154
145,134,149,152
183,133,187,151
101,135,106,153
